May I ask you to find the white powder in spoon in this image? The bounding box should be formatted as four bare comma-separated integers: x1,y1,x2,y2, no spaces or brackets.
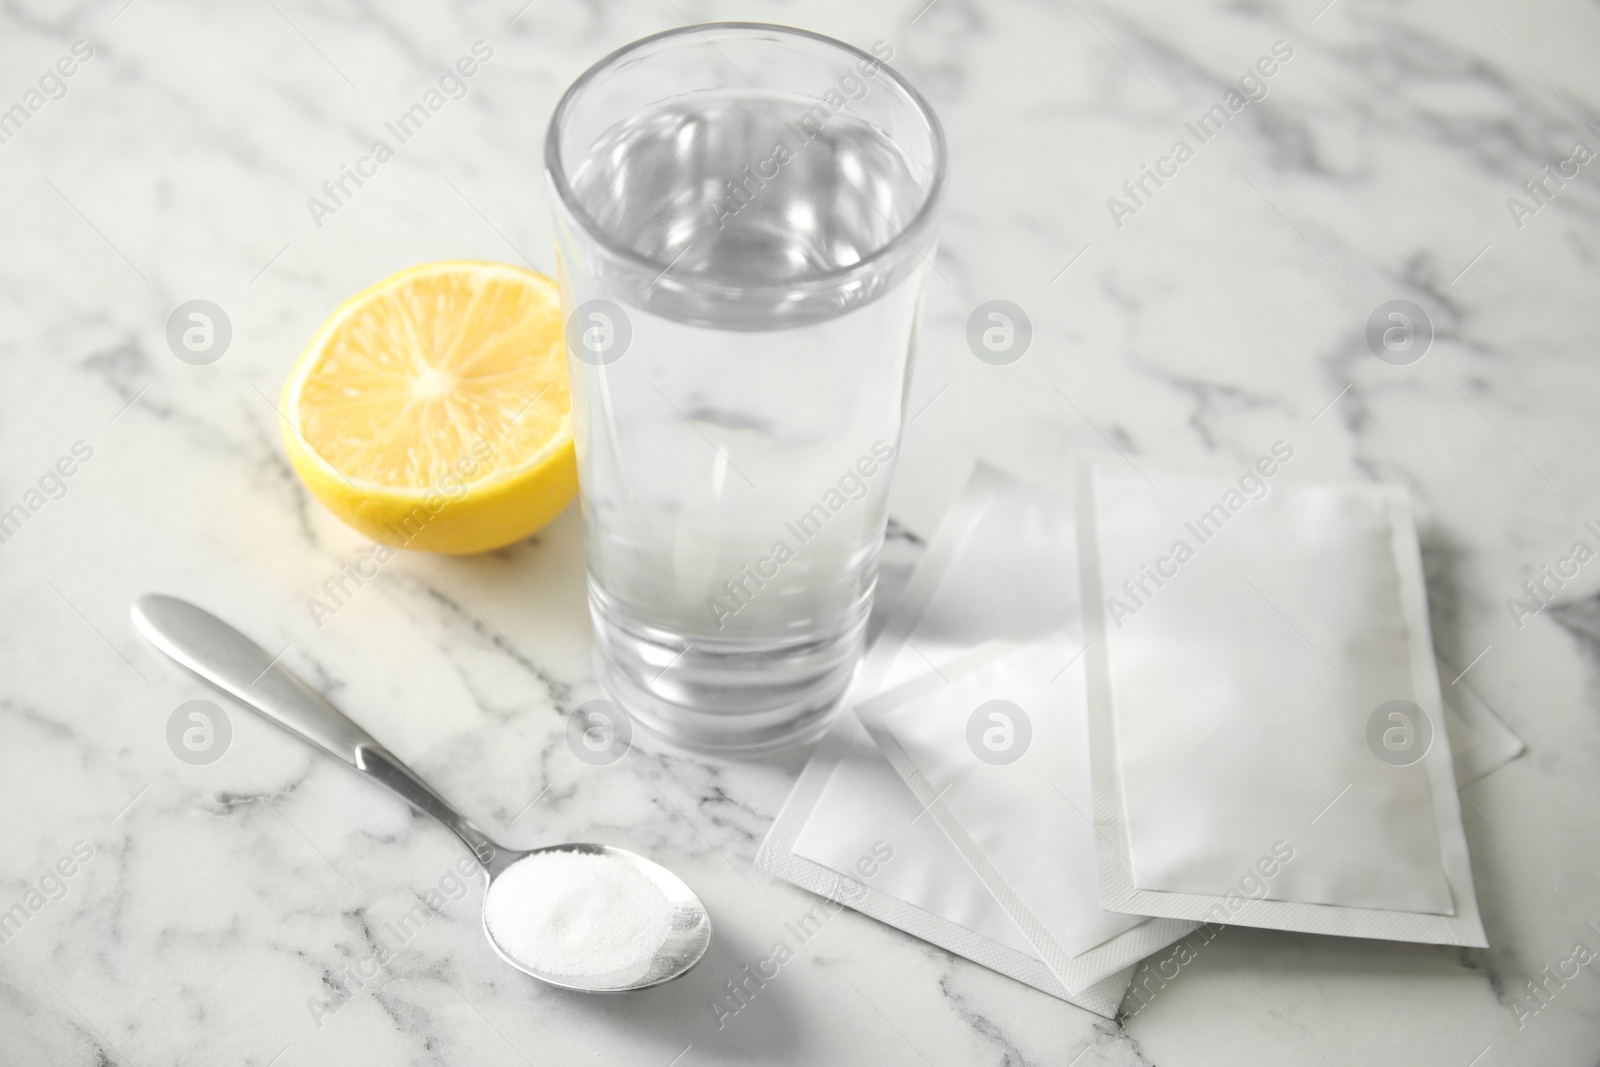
484,850,672,977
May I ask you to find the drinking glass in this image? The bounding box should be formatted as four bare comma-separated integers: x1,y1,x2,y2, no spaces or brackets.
545,23,946,752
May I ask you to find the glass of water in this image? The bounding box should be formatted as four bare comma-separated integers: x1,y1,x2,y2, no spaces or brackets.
545,23,946,753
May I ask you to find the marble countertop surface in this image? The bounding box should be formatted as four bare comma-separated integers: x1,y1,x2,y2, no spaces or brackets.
4,0,1600,1064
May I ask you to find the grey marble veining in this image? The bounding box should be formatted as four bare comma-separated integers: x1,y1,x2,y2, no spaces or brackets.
1,0,1597,1064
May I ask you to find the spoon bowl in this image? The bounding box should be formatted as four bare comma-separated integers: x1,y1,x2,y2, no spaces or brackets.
484,843,711,992
131,594,712,993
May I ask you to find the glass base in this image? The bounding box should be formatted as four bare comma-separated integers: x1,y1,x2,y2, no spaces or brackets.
589,584,868,755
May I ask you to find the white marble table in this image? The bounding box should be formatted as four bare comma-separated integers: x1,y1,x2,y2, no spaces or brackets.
3,0,1598,1064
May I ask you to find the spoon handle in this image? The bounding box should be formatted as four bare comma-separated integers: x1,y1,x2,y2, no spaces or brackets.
132,594,504,870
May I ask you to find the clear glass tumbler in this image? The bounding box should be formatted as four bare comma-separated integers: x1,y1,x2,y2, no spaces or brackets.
545,23,946,753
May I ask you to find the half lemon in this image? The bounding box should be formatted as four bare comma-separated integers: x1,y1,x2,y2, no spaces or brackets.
281,260,577,555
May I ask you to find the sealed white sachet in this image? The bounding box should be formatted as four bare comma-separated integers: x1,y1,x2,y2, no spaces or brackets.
1078,457,1487,946
758,465,1148,1016
857,624,1198,993
845,466,1197,993
759,713,1136,1018
760,464,1187,1014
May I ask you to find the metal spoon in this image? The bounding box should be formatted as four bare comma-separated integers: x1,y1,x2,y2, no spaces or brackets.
131,593,711,993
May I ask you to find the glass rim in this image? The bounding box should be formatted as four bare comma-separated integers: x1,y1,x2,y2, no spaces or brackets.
543,21,948,296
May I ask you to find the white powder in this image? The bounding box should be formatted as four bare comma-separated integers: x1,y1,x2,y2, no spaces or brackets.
484,850,672,977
